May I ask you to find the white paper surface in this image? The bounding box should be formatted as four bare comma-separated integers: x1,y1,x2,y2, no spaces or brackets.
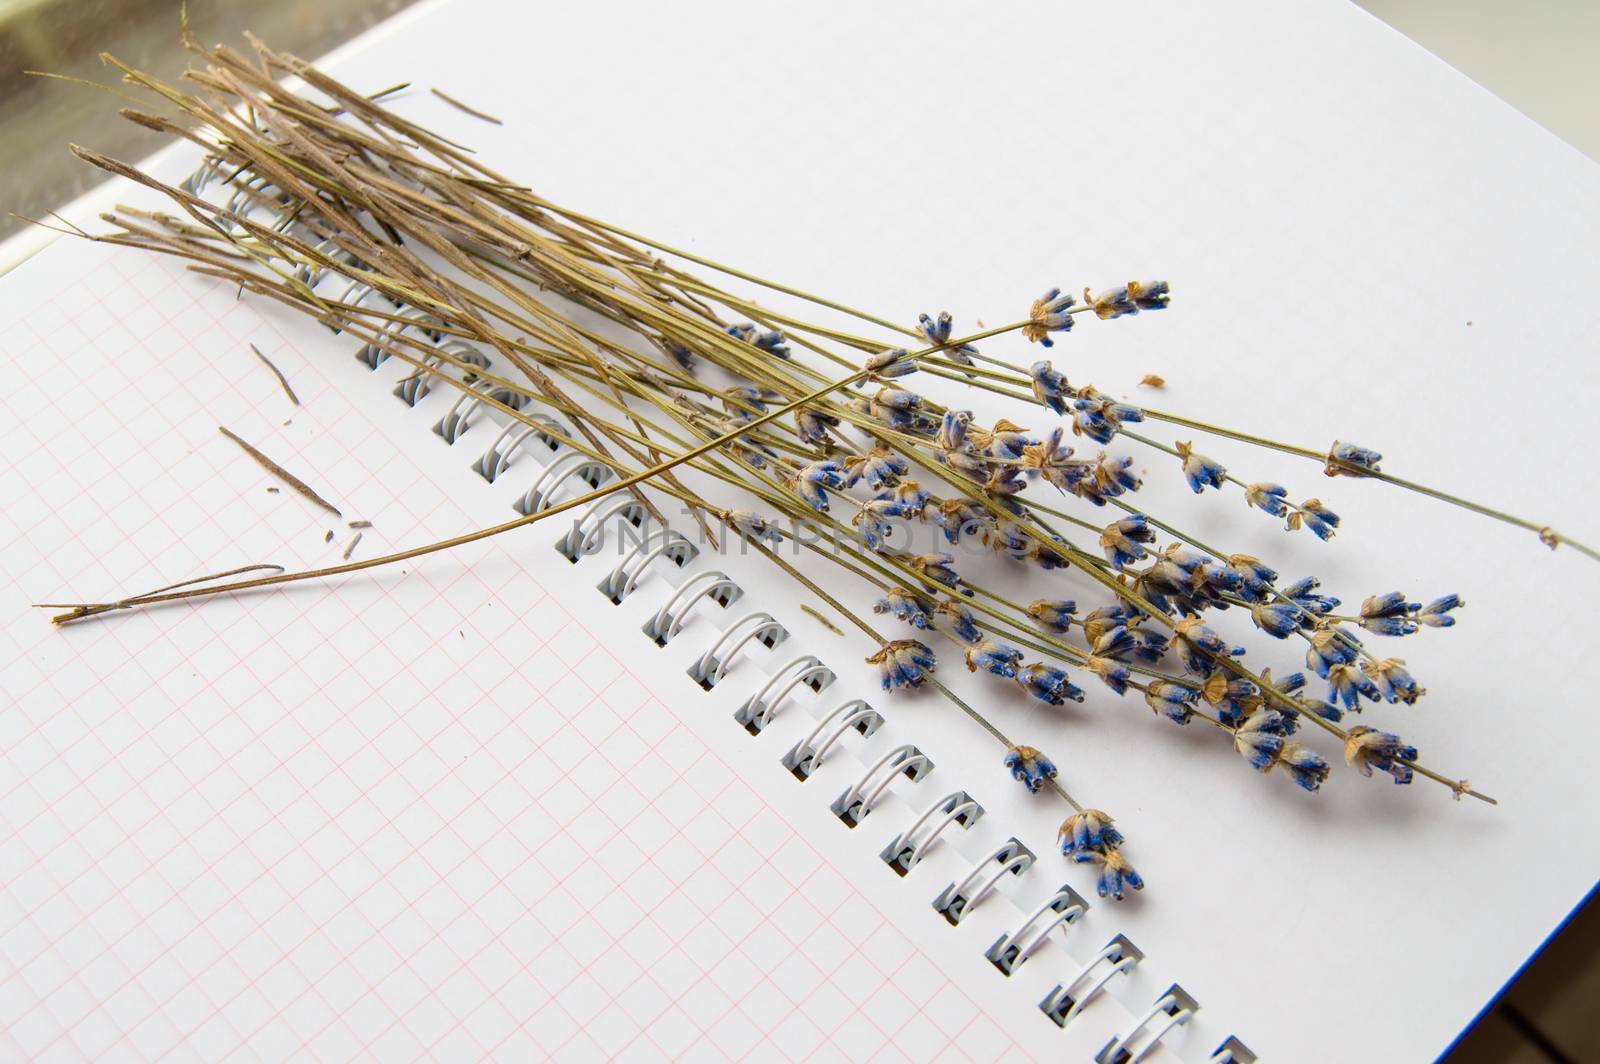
3,0,1600,1060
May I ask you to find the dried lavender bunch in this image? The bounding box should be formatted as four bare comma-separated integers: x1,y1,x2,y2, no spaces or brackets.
30,29,1552,900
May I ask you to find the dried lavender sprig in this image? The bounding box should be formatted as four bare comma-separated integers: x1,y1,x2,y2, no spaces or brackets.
713,356,1440,713
527,196,1552,559
259,287,1142,882
363,291,1427,771
750,491,1378,798
28,83,1260,896
59,41,1484,806
589,224,1596,559
791,402,1490,800
116,41,1510,576
112,170,1440,800
604,344,1465,793
195,56,1337,550
737,534,1091,816
60,205,1307,821
851,553,1336,812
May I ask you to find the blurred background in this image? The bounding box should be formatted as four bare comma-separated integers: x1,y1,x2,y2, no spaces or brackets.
0,0,420,249
4,0,1599,253
1,2,1596,1060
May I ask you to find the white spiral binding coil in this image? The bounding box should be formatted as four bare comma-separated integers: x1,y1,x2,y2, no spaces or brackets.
188,142,1241,1056
473,416,563,480
555,494,649,561
484,381,532,412
830,744,931,826
475,415,562,483
296,235,364,289
180,154,228,197
181,160,353,289
642,569,742,645
329,279,398,337
395,355,446,407
734,655,834,733
880,791,982,875
932,838,1035,925
396,339,491,406
220,172,282,214
1207,1036,1256,1063
1041,936,1142,1028
515,449,610,511
1096,985,1199,1064
597,527,695,603
434,382,487,443
520,410,568,450
251,196,306,243
986,885,1087,976
221,175,290,236
688,612,787,688
358,304,444,370
782,699,882,779
436,377,534,443
515,451,613,515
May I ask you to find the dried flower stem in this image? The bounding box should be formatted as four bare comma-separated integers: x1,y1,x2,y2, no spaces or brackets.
38,37,1503,825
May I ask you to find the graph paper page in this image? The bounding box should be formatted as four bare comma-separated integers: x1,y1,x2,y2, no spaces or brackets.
4,0,1600,1061
0,228,1150,1058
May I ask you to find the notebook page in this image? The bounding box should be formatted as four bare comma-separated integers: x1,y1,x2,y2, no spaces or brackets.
297,4,1587,1056
0,231,1117,1059
289,0,1600,1060
2,0,1599,1060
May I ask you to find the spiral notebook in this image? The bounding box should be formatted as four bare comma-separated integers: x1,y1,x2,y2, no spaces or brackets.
4,1,1600,1061
0,219,1222,1060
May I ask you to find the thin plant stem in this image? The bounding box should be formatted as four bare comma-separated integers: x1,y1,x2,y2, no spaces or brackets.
44,323,1026,620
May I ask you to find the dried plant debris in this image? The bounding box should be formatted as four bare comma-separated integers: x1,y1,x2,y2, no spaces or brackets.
217,426,341,517
801,604,844,635
248,342,300,405
430,87,503,125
